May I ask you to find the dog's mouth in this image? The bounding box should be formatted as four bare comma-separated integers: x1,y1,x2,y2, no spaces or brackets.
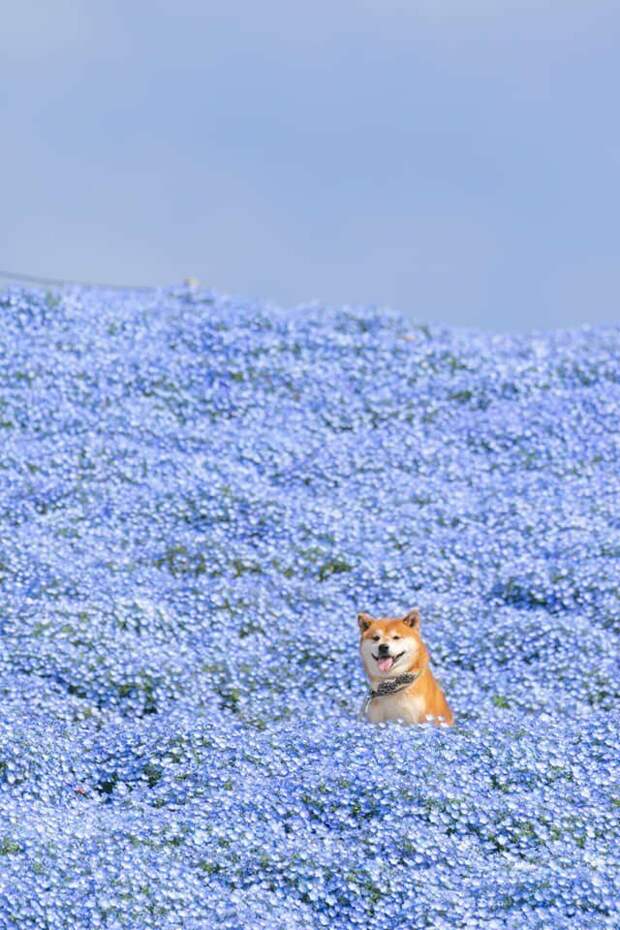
372,651,405,673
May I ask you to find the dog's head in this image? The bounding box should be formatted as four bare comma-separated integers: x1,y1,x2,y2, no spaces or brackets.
358,608,428,679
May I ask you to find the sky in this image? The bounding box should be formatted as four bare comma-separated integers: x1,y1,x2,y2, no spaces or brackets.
2,1,620,331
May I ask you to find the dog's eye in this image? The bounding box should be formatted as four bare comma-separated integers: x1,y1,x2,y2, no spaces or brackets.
392,635,401,640
372,635,380,641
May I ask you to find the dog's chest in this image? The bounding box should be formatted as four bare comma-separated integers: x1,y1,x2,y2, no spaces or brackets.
365,690,426,724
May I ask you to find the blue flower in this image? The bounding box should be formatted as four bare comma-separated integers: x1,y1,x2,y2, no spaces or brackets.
0,284,618,928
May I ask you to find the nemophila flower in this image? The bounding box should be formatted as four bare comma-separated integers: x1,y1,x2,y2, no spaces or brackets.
0,284,619,928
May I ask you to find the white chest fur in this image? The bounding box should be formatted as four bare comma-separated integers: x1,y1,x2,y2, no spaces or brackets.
364,690,426,724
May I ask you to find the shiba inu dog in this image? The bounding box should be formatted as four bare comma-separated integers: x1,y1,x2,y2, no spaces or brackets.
358,608,453,725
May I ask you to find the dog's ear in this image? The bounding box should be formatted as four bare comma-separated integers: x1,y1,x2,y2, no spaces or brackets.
357,612,374,633
402,608,421,630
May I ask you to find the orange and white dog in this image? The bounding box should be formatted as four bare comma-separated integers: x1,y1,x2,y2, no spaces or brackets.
358,608,453,725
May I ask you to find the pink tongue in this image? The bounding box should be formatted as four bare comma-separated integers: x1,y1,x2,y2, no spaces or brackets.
378,657,394,673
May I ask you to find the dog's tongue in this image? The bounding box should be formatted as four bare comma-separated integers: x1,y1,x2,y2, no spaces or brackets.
378,657,394,673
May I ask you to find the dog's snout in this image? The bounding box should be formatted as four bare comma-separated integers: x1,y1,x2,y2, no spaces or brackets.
377,643,390,655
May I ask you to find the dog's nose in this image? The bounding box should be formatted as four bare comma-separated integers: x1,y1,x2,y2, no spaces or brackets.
377,643,390,655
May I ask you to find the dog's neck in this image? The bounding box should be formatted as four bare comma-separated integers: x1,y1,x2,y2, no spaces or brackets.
368,653,428,685
368,665,428,697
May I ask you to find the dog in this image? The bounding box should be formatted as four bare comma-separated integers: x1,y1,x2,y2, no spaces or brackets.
358,608,453,725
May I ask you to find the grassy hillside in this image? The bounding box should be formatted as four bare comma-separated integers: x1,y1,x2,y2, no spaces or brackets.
0,285,618,929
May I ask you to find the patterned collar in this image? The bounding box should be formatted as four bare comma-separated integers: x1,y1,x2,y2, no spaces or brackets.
368,667,426,700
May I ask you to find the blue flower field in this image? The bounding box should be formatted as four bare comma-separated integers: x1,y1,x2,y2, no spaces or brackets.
0,285,618,929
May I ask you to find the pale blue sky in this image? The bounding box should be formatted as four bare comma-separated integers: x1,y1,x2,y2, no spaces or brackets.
2,1,619,330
